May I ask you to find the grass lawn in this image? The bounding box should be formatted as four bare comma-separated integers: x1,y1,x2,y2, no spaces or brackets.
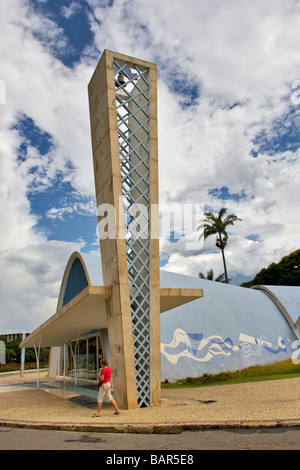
161,359,300,389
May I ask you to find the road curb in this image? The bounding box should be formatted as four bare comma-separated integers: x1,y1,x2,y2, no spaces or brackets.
1,418,300,434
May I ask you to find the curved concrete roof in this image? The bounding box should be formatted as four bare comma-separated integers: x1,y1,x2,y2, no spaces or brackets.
252,285,300,329
20,252,203,348
56,252,103,311
159,271,299,379
19,251,300,381
80,252,104,286
21,252,109,348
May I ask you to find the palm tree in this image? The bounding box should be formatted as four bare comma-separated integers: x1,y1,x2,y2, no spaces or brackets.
198,268,229,283
197,208,242,284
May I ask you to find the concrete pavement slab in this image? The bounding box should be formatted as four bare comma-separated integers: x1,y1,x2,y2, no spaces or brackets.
1,371,300,434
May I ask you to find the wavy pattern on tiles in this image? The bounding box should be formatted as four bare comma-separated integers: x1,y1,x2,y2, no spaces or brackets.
161,328,289,365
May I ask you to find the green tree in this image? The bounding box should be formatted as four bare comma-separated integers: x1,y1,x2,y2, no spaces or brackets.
197,208,242,284
198,268,229,283
5,338,22,362
5,338,50,364
241,249,300,287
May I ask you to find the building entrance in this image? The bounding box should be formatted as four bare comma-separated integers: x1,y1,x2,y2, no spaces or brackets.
62,333,104,383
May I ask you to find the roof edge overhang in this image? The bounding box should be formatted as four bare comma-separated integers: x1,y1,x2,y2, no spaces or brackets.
160,288,203,313
20,285,112,348
20,286,203,349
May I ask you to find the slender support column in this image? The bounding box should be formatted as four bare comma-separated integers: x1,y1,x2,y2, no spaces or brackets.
20,332,26,378
33,336,42,388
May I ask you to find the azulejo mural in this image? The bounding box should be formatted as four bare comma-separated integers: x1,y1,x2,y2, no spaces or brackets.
161,328,289,365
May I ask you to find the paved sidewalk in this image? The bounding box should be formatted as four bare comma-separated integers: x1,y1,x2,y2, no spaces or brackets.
0,371,300,434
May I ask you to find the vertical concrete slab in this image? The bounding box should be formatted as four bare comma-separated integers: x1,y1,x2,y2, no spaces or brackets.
88,51,138,410
88,50,160,409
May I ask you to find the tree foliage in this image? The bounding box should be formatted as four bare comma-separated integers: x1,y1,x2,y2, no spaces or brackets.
198,268,229,283
241,249,300,287
197,207,242,284
198,208,242,242
0,337,50,364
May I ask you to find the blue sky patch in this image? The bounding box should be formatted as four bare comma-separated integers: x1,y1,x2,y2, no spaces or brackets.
12,113,98,250
28,0,95,67
251,107,300,157
158,61,200,108
160,252,170,267
246,234,261,242
171,77,200,107
28,180,97,249
209,186,247,202
12,114,53,158
169,230,184,243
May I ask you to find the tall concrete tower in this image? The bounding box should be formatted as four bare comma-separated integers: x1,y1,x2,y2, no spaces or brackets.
88,50,160,409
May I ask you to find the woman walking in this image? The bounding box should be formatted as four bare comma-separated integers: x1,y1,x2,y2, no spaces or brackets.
92,358,120,417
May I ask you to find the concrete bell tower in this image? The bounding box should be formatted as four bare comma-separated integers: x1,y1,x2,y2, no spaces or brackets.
88,50,160,409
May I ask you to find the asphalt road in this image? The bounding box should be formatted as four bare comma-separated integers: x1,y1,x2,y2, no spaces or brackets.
1,425,300,451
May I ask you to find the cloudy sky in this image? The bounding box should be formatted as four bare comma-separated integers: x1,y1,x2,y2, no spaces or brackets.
1,0,300,333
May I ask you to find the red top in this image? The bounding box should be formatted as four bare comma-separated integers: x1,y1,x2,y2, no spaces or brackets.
100,367,111,384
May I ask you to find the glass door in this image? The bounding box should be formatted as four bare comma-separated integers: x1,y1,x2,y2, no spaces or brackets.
76,339,88,379
88,336,98,380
